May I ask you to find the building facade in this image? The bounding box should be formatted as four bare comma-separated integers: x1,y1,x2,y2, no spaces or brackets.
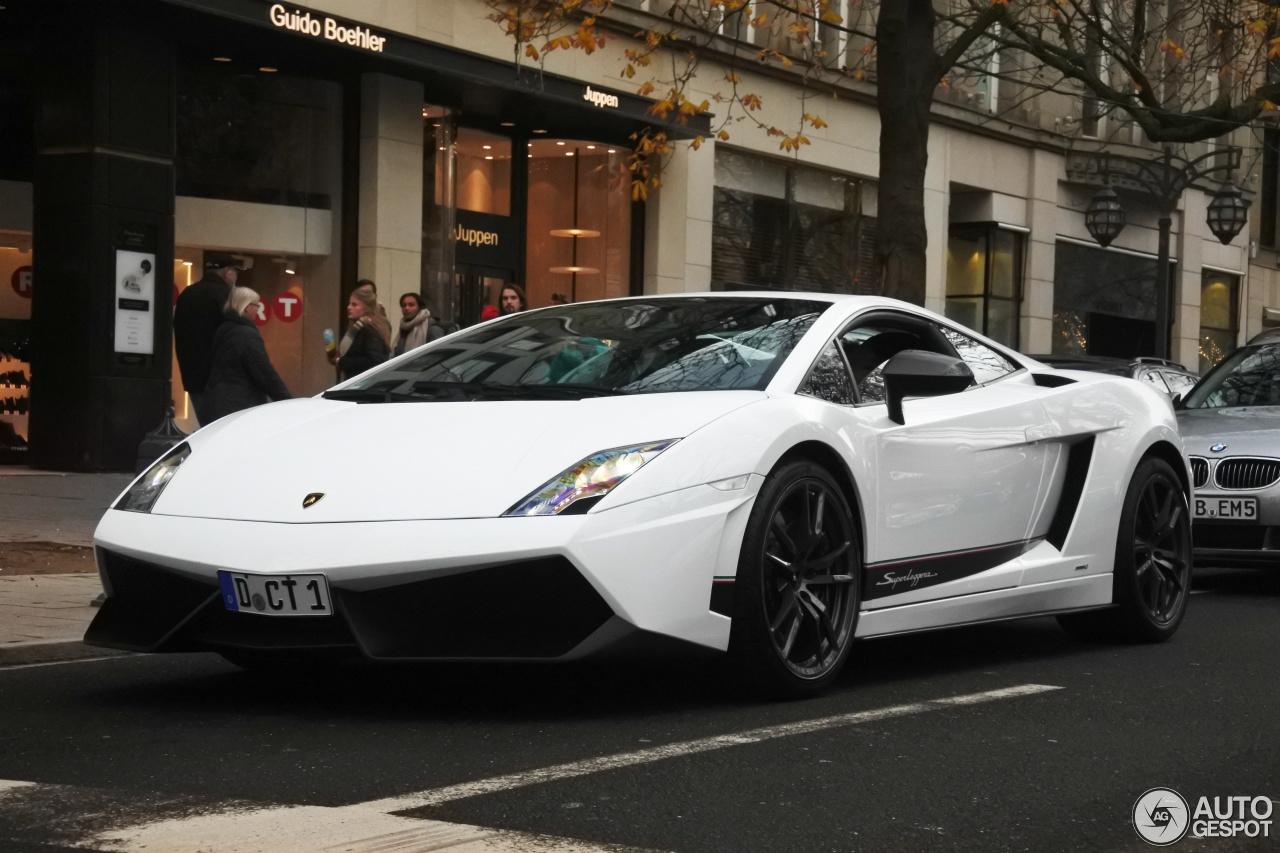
0,0,1258,470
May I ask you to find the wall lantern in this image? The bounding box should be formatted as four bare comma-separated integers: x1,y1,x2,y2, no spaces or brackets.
1206,183,1249,245
1084,186,1126,248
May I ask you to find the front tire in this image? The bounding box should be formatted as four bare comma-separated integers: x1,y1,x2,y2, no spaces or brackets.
1058,457,1191,642
729,460,861,697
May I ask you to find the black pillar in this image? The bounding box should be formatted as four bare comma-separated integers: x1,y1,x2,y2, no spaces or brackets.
30,10,175,471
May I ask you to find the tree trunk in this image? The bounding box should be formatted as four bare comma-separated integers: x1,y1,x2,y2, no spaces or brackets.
875,0,938,305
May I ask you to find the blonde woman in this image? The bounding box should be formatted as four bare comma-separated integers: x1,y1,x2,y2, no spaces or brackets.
329,284,391,380
203,286,292,424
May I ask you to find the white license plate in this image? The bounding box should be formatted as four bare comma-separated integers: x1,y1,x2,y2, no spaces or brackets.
217,571,332,616
1193,496,1258,521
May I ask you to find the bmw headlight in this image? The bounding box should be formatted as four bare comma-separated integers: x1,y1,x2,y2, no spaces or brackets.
114,443,191,513
505,440,677,516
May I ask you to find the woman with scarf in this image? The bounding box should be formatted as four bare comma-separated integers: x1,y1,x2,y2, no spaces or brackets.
329,284,391,380
204,286,292,423
392,292,440,356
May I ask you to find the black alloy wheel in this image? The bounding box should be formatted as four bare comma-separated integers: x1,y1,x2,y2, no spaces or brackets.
730,460,861,696
1058,457,1192,642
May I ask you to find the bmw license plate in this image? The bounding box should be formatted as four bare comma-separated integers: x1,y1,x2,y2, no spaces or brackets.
1193,496,1258,521
217,571,332,616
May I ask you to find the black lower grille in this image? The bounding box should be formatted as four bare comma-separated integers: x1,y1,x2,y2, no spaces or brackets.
1193,522,1269,550
338,557,614,659
1189,457,1209,489
1215,458,1280,490
85,550,220,651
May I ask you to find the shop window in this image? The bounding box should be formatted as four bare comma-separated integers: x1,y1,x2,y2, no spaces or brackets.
711,149,879,294
456,128,511,216
1199,270,1239,372
1052,241,1174,357
172,62,346,426
944,226,1022,348
525,140,631,308
176,65,343,209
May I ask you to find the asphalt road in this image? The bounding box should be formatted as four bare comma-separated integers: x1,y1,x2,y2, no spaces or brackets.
0,566,1277,852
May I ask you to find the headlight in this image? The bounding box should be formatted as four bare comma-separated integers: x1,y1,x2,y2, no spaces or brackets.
505,440,677,516
114,443,191,513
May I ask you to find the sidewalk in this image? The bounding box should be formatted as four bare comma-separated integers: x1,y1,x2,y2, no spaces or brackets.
0,468,135,666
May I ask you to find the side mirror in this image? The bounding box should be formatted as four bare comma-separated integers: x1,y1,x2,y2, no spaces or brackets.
1170,392,1184,409
882,349,975,425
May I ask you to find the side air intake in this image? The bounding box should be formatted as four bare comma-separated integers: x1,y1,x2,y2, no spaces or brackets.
1046,437,1095,549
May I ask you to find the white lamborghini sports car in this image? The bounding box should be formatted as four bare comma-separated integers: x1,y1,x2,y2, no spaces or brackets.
87,294,1193,694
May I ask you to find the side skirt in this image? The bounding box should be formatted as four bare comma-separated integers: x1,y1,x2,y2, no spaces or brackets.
853,574,1112,639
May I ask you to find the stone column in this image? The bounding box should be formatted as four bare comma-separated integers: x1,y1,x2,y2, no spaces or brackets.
358,73,424,317
644,142,714,294
1021,150,1059,354
1173,195,1203,369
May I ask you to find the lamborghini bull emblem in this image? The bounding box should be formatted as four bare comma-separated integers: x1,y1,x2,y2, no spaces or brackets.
302,493,325,509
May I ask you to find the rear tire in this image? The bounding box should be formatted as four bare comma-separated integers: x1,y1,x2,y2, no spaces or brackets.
728,460,861,698
1057,457,1191,643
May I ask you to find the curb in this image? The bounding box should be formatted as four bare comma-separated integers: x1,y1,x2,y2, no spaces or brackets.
0,640,132,668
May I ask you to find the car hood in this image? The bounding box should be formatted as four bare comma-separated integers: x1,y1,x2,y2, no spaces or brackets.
151,392,764,522
1176,407,1280,457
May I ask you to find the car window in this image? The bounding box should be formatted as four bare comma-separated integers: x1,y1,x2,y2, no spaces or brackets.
1138,369,1171,393
1184,344,1280,408
936,326,1019,384
1162,371,1197,395
798,340,857,405
336,297,828,400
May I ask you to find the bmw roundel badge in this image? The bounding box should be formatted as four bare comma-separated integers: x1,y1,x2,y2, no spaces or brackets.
302,493,325,509
1210,444,1227,453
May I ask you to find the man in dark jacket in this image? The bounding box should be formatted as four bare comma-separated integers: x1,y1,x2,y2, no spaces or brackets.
204,291,292,423
174,252,242,425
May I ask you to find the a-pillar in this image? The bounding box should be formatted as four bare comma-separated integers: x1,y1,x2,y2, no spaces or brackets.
643,142,713,294
358,74,424,317
30,13,175,471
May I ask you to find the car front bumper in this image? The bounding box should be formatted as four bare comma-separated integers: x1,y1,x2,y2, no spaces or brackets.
85,478,762,660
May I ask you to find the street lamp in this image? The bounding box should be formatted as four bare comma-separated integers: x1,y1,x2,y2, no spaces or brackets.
1074,146,1244,360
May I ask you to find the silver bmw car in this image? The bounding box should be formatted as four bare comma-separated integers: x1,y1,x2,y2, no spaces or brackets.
1178,341,1280,567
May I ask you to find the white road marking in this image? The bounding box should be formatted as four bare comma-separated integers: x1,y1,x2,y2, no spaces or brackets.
0,655,131,671
357,683,1062,813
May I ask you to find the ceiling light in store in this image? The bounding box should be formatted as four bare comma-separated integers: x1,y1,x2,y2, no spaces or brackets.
501,122,515,127
608,149,617,153
533,129,547,134
432,122,440,127
566,152,574,156
556,141,566,146
527,143,533,148
285,267,296,275
549,266,600,274
485,156,493,160
549,229,601,238
483,145,491,150
439,146,446,151
422,108,429,116
259,67,278,73
214,57,232,62
182,261,193,266
586,145,596,149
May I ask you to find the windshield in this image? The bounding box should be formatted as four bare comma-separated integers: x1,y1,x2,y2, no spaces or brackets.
326,297,828,402
1183,344,1280,409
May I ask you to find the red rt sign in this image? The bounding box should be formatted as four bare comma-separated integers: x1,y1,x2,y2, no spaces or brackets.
10,265,32,299
273,291,303,322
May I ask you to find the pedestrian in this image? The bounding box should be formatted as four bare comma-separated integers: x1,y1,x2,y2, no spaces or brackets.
392,292,438,357
329,285,391,380
203,287,292,423
173,251,242,425
499,283,527,315
357,278,390,325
